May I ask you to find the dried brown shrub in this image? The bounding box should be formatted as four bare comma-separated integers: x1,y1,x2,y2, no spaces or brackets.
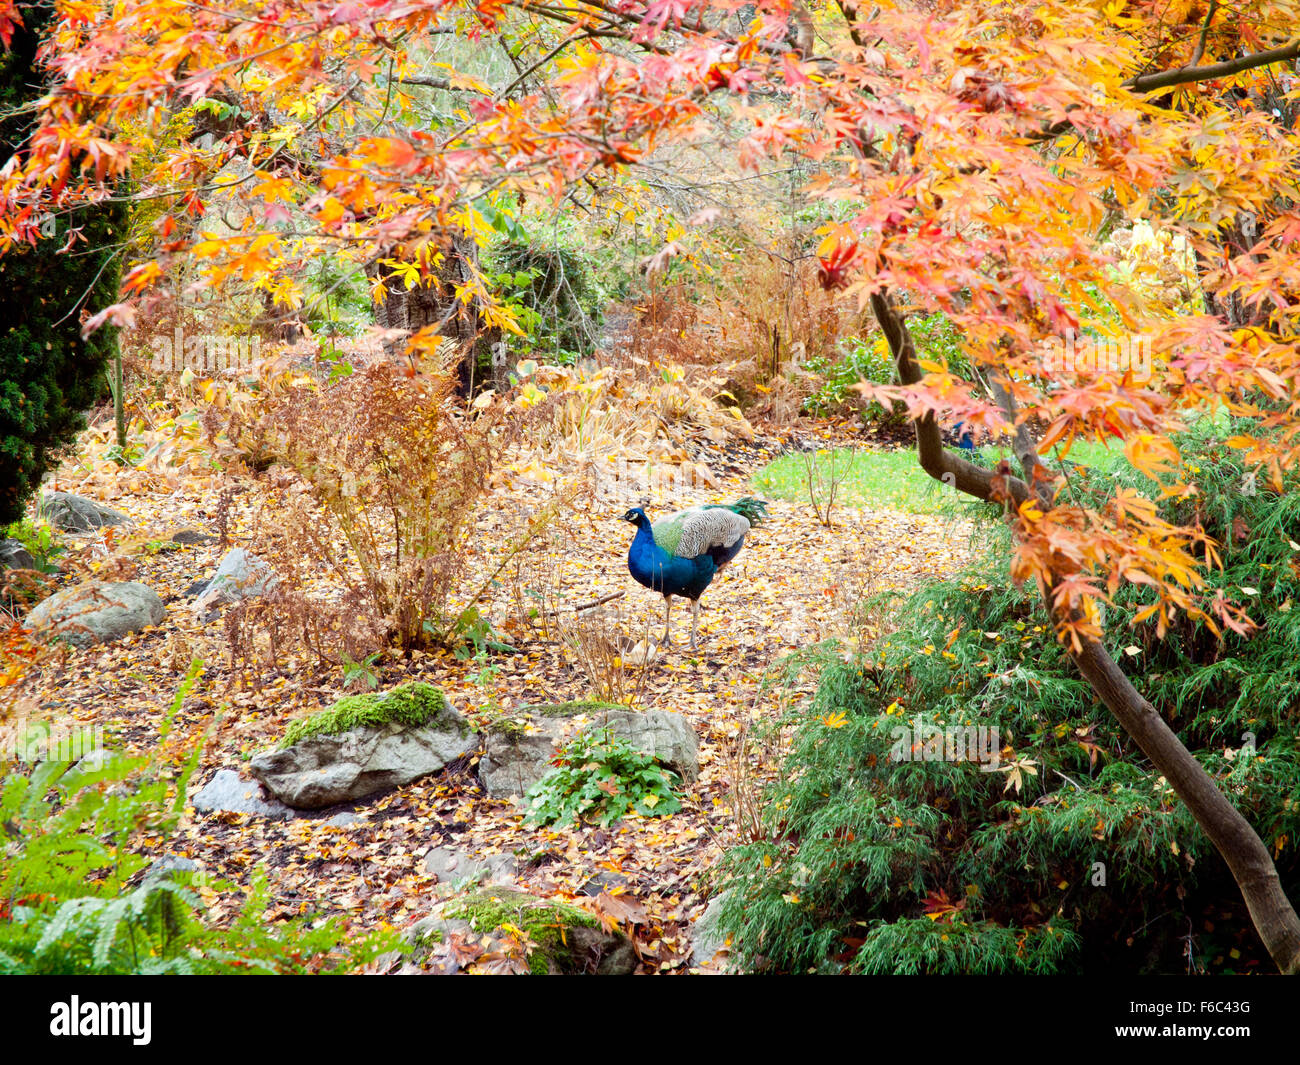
622,255,868,423
220,355,565,654
553,599,657,707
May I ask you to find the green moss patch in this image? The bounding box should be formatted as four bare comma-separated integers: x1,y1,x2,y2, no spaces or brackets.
443,887,599,975
280,682,455,749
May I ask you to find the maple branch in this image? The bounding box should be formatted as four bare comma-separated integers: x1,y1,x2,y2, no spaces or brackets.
870,291,1031,506
866,302,1297,967
396,76,486,92
492,34,580,101
1023,34,1298,145
1189,0,1218,68
1129,37,1300,92
980,365,1055,508
831,0,875,51
1068,634,1300,974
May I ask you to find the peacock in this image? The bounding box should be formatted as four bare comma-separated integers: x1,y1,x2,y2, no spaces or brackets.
621,497,768,649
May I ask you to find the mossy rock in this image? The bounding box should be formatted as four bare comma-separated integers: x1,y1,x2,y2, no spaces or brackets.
480,703,699,799
254,682,477,808
480,700,626,739
534,700,625,719
440,886,635,975
280,682,455,749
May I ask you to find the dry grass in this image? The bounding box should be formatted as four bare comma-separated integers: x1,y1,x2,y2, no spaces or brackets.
619,254,867,425
553,599,658,707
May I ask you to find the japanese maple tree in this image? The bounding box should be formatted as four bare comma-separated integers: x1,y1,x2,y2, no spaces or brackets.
1,0,1298,970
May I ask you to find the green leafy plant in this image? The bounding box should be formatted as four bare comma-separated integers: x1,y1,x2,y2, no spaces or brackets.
2,518,65,572
488,236,604,363
802,314,971,422
449,606,517,660
142,539,182,555
340,651,382,691
0,661,399,973
525,728,681,828
801,338,896,417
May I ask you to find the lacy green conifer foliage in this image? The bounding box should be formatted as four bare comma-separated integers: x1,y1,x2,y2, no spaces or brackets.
0,1,126,523
717,423,1300,974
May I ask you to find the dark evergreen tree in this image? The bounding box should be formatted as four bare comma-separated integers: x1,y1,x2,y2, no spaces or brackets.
0,1,126,524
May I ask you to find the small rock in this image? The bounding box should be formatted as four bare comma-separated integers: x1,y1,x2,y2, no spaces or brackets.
691,891,733,968
423,845,517,885
577,869,629,897
38,491,128,532
323,812,361,827
69,748,123,775
192,548,278,615
168,528,219,545
0,538,36,570
25,581,165,647
479,729,558,800
143,855,198,883
191,769,295,820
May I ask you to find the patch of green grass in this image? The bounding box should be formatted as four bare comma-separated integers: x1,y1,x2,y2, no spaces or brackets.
1039,438,1128,474
752,441,1139,517
752,448,957,516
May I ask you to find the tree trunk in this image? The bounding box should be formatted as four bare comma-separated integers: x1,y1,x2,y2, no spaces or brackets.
869,288,1300,973
1070,638,1300,973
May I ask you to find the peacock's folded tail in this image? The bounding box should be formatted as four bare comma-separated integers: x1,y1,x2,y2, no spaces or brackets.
651,497,768,559
727,496,770,525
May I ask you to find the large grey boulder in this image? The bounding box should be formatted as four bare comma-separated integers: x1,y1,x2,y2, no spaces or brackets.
191,769,295,820
480,728,560,801
39,491,128,531
25,581,165,647
250,702,477,809
603,707,698,779
192,548,278,615
480,703,699,800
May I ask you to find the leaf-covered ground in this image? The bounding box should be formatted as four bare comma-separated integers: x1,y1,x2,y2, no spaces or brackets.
4,415,977,973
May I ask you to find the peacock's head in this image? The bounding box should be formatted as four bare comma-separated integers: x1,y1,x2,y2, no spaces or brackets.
620,506,649,527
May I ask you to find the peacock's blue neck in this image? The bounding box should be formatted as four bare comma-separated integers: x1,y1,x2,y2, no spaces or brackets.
629,520,665,567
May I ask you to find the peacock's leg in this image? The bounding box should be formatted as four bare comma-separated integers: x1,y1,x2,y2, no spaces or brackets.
661,596,673,645
689,598,701,649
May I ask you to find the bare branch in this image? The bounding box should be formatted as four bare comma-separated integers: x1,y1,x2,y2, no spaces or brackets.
1130,37,1299,93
